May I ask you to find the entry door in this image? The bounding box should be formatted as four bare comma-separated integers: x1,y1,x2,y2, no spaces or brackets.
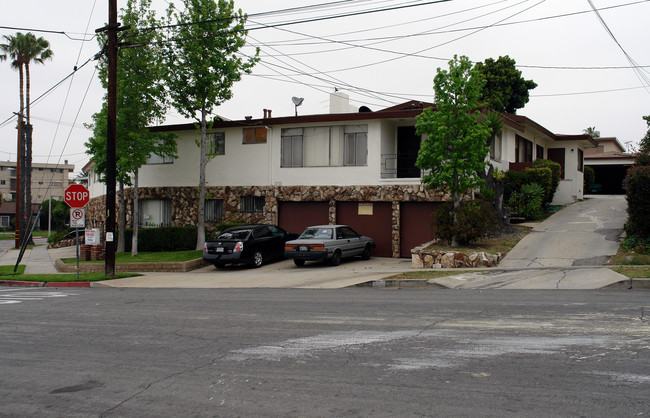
397,126,421,178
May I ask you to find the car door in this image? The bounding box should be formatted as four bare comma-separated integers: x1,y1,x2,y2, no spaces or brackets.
338,226,363,257
252,226,274,258
267,225,287,259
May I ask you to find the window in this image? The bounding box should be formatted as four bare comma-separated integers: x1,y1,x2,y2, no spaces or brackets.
205,199,223,222
281,125,368,167
488,133,502,161
281,128,304,167
241,196,265,213
146,153,173,164
139,199,172,227
0,216,9,228
536,144,544,159
243,127,267,144
578,149,584,172
344,128,368,166
515,135,533,163
209,132,225,156
0,180,5,185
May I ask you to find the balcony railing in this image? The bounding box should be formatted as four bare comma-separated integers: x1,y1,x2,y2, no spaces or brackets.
381,154,425,179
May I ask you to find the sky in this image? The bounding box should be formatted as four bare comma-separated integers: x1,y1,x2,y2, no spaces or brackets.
1,0,649,178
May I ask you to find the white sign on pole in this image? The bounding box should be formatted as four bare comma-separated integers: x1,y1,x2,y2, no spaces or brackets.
70,207,86,228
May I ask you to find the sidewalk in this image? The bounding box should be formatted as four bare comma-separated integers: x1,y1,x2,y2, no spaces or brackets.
0,238,76,275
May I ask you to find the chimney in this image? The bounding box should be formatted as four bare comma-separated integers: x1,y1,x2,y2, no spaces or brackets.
64,159,68,165
267,109,272,118
245,116,252,121
263,109,268,118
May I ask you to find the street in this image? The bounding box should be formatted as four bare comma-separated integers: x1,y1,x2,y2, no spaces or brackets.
1,288,649,417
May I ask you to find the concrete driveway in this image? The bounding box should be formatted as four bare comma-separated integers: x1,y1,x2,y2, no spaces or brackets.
500,195,627,268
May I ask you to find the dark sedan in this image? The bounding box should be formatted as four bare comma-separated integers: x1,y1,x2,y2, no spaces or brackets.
203,224,296,268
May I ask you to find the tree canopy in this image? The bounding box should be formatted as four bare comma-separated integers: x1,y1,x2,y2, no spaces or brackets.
416,55,492,246
474,55,537,114
163,0,259,249
85,0,177,253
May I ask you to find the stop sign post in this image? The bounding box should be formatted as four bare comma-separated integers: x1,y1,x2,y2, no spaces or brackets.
65,184,90,279
65,184,90,208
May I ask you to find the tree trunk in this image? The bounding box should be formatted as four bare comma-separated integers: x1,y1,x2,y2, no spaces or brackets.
117,181,126,253
451,170,460,247
132,169,139,257
195,107,207,250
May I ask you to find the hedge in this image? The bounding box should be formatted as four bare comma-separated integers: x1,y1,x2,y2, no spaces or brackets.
123,226,197,252
626,165,650,238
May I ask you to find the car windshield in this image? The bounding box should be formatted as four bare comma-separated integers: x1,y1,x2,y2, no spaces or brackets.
217,229,252,240
299,227,333,240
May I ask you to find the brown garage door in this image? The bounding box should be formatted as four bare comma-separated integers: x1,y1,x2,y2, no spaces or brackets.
278,201,330,236
336,201,392,257
400,202,442,258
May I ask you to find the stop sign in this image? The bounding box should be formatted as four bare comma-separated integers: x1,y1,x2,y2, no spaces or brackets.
64,184,90,208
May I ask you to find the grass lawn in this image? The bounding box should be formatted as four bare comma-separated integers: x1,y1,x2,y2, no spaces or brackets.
0,265,139,282
61,250,203,264
0,230,49,240
611,266,650,279
609,248,650,266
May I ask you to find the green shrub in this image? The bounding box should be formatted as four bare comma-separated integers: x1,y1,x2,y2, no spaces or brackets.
47,228,73,244
525,167,553,207
508,182,545,220
123,226,197,252
434,199,498,245
621,234,650,254
532,159,561,204
503,170,529,203
626,165,650,238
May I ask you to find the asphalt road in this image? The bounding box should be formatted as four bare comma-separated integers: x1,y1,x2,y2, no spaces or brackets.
1,288,649,417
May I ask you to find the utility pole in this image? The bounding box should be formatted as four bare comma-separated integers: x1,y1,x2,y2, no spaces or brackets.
96,0,119,277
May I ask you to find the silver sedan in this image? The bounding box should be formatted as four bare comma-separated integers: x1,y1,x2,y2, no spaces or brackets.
284,225,375,266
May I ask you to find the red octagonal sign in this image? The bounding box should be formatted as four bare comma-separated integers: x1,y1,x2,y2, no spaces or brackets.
64,184,90,208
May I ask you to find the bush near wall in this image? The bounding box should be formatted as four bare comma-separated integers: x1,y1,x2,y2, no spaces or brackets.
434,199,497,245
532,159,561,205
123,226,197,252
626,165,650,238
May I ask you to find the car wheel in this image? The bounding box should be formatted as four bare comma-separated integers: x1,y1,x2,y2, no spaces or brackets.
293,259,305,267
361,245,371,260
251,250,264,268
331,250,342,266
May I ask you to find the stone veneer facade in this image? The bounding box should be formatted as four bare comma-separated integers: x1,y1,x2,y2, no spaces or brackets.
85,185,448,258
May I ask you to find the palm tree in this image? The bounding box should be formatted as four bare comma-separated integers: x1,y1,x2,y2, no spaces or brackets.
583,126,601,138
0,32,53,246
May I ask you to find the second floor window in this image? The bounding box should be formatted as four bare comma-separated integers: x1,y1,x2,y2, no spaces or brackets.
209,132,225,156
146,154,173,165
281,125,368,167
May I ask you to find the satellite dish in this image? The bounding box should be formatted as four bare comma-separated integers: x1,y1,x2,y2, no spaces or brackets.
292,97,304,116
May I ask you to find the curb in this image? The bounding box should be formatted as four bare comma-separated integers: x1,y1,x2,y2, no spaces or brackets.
0,281,92,288
0,280,44,287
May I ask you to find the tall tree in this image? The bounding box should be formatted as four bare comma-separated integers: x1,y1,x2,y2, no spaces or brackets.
164,0,259,250
474,55,537,114
85,0,176,255
416,55,492,247
583,126,601,138
0,32,52,246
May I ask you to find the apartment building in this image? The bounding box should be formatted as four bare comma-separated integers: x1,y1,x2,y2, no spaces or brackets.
0,160,75,203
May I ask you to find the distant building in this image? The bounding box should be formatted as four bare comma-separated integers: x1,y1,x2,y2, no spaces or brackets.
584,137,634,194
0,160,75,203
